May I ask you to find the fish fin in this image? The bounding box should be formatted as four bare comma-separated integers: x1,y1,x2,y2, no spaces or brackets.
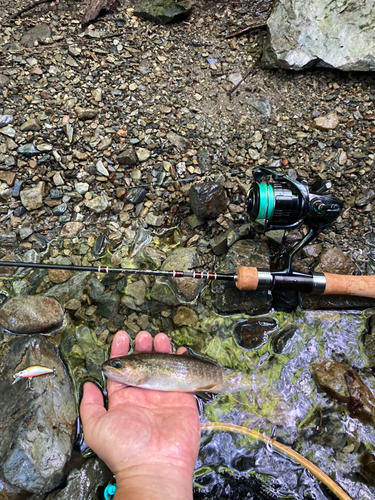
195,392,217,403
196,384,217,391
135,374,149,386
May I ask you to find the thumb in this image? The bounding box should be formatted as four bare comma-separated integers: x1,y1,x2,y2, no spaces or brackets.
80,382,107,432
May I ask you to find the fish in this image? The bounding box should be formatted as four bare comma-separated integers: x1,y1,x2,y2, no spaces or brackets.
102,353,252,394
13,365,55,384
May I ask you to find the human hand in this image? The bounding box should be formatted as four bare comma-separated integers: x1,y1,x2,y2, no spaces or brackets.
80,330,201,500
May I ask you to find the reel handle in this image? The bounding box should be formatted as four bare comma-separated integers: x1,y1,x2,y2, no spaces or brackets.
235,267,375,298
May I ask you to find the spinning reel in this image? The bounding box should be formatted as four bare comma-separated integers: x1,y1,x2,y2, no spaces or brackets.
247,167,343,274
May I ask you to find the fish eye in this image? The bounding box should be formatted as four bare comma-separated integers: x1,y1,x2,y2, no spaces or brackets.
110,359,122,369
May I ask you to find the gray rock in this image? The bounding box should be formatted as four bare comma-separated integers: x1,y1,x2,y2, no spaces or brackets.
209,234,228,256
124,280,146,307
117,148,138,165
0,336,76,493
0,125,15,138
0,74,10,88
134,0,193,25
262,0,375,71
38,458,113,500
0,295,64,334
45,272,90,305
151,247,206,304
145,212,164,226
60,222,84,238
355,189,375,207
19,226,33,240
189,182,228,219
85,196,109,213
74,106,98,120
74,182,89,195
248,98,271,117
17,144,42,156
136,147,151,162
20,118,41,132
96,291,121,319
167,131,193,152
0,229,17,246
96,160,109,176
20,182,45,211
213,240,272,315
20,24,51,48
0,115,13,127
126,188,147,204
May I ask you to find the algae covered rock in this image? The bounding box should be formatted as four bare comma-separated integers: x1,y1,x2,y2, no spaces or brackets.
0,295,64,334
213,239,272,315
0,336,76,493
134,0,193,25
151,247,206,304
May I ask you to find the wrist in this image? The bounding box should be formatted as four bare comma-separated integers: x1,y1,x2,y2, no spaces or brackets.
114,463,194,500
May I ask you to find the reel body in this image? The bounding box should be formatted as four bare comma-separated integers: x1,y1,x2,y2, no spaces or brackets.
246,167,343,273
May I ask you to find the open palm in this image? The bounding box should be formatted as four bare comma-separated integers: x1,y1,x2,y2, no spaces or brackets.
80,331,201,493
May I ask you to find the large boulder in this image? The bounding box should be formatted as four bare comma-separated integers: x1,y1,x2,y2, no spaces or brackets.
262,0,375,71
0,336,76,493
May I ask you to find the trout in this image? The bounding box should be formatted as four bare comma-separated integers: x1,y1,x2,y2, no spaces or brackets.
102,353,252,394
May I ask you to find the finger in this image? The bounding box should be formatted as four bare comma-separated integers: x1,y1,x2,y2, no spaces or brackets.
110,330,130,358
80,382,107,435
154,333,172,353
108,331,130,396
177,346,189,355
134,331,153,353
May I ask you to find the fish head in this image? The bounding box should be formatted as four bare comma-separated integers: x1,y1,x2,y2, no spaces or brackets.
102,356,147,386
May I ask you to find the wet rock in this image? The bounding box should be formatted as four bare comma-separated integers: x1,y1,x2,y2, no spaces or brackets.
189,182,228,219
0,74,10,88
173,306,198,327
209,234,228,255
213,240,272,315
0,115,13,127
117,148,138,165
134,0,193,25
234,317,277,350
313,358,375,426
20,182,45,211
74,106,98,120
145,212,164,226
360,451,375,487
60,222,84,238
20,24,51,48
363,315,375,367
314,247,357,275
45,272,90,305
38,458,113,500
151,247,205,305
85,196,109,213
96,291,121,319
0,295,64,334
313,113,339,131
0,335,76,493
48,269,72,284
123,280,146,307
20,119,41,132
272,327,298,354
96,160,109,176
262,0,375,71
167,131,193,152
75,182,89,195
302,408,347,451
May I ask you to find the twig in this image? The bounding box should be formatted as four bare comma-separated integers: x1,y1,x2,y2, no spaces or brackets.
226,23,267,39
10,0,54,19
227,65,254,96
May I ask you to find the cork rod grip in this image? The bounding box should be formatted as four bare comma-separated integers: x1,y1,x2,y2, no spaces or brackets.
235,267,259,291
323,273,375,299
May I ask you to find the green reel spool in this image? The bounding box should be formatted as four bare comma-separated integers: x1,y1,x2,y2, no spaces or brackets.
253,183,275,223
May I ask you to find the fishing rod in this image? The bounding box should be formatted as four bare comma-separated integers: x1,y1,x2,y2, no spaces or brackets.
1,168,375,298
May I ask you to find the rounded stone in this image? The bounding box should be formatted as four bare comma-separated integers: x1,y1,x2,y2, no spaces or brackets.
173,306,198,327
0,295,65,334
